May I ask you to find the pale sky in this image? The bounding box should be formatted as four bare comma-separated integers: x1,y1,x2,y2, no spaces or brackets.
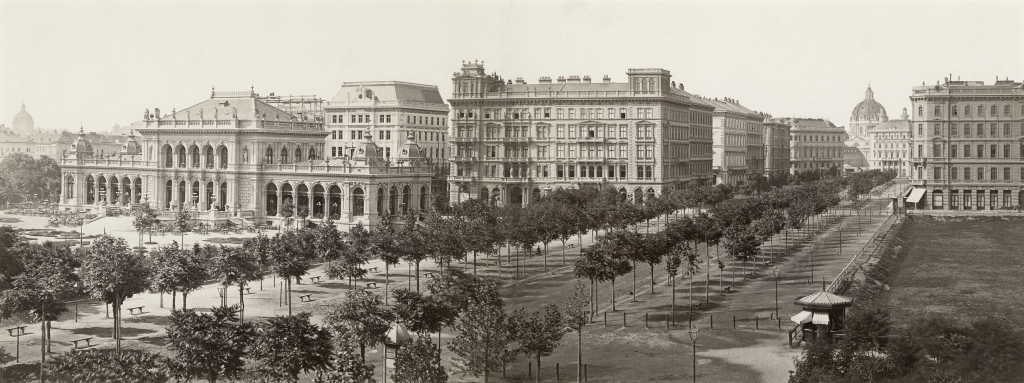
2,0,1022,133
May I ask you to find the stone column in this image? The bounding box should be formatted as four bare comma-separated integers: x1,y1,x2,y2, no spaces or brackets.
106,177,115,206
275,185,282,217
199,182,208,211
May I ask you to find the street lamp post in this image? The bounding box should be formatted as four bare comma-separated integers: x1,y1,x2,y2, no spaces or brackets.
688,327,700,383
809,244,815,283
773,267,781,321
838,225,842,257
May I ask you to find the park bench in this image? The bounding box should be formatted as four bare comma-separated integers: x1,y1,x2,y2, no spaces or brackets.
299,294,313,302
244,287,252,294
365,282,378,289
310,276,322,283
6,326,26,337
367,267,378,273
127,306,145,315
72,337,95,349
764,260,773,267
724,285,733,293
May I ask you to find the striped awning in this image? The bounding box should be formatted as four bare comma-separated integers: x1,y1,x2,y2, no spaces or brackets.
906,188,926,204
791,311,812,324
812,312,830,325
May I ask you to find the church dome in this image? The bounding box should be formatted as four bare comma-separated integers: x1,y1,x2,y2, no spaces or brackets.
12,103,34,132
850,86,888,124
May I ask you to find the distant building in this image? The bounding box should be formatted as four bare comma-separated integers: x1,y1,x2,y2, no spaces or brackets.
907,78,1024,210
11,103,35,137
0,124,34,158
706,97,763,185
846,86,887,169
866,108,911,176
447,61,714,206
762,116,791,180
782,117,847,174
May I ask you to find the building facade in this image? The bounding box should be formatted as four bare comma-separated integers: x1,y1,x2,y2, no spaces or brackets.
783,118,847,174
907,78,1024,210
707,97,763,185
866,107,911,176
58,90,437,228
447,62,715,206
762,116,791,179
846,86,886,169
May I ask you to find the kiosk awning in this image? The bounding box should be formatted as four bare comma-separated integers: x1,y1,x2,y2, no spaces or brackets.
906,189,926,204
812,312,830,325
791,311,812,324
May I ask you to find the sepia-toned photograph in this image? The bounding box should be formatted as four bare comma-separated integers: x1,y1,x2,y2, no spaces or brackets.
1,1,1023,382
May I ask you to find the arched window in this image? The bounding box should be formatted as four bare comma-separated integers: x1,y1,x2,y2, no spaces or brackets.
164,145,173,168
352,188,365,216
294,148,302,163
190,146,200,168
280,148,289,164
177,145,186,168
219,146,228,168
265,147,274,164
205,146,214,169
308,148,316,160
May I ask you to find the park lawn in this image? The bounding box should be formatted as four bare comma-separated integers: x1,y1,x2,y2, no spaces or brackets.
887,216,1024,329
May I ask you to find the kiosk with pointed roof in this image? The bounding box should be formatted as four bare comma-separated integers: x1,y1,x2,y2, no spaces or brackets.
789,290,852,346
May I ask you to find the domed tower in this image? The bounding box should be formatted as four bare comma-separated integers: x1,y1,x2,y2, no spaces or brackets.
849,85,888,138
12,103,35,136
120,130,142,156
69,127,94,159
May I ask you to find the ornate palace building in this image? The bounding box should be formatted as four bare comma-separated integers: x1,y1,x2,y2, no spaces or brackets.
906,78,1024,210
762,115,791,180
782,117,847,174
447,61,714,205
58,89,438,228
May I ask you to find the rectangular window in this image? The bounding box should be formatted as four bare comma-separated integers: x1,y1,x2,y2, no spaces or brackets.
964,167,971,180
965,192,972,208
978,105,985,116
544,108,551,118
991,167,997,180
932,192,943,209
933,144,941,158
568,126,576,138
991,123,997,136
556,125,564,138
1005,123,1011,136
568,166,575,178
917,124,922,136
964,145,970,157
934,105,941,117
951,145,957,158
934,166,942,180
991,105,997,116
556,165,564,178
568,145,575,158
597,109,603,119
557,109,564,119
991,145,997,158
952,105,958,116
917,145,922,157
933,124,941,135
620,108,627,119
964,123,970,136
568,109,575,119
978,167,985,180
620,144,627,158
978,145,985,158
1005,145,1011,158
951,167,958,180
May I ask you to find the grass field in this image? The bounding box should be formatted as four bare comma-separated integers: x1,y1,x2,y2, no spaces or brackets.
887,216,1024,329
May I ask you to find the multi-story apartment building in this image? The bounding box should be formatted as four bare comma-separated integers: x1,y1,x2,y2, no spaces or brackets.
907,78,1024,210
706,97,763,185
867,107,911,176
762,115,791,180
447,61,715,206
782,118,847,174
324,82,449,164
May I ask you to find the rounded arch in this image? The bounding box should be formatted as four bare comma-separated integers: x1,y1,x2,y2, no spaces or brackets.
389,186,398,214
420,186,428,211
308,148,317,161
165,179,173,209
402,185,411,214
352,187,365,216
176,145,187,168
618,188,628,202
297,184,310,216
120,176,131,206
96,175,107,203
163,144,174,168
510,186,523,206
189,145,201,168
190,181,201,207
265,146,275,164
280,147,289,164
480,188,489,205
204,145,214,169
281,183,294,211
312,184,325,219
328,185,342,219
634,188,644,204
531,188,541,202
492,187,501,206
294,147,302,164
646,187,656,202
266,183,278,216
64,174,75,201
218,145,228,169
376,187,385,215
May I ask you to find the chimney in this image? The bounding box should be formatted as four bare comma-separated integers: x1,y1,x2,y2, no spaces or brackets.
679,83,684,91
582,75,592,83
515,77,526,84
567,75,581,83
603,75,611,83
557,76,566,83
538,76,552,84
